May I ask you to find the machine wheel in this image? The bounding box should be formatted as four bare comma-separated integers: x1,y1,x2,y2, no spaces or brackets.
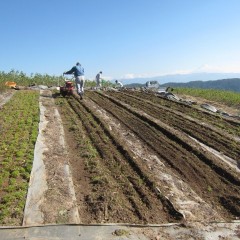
61,91,67,97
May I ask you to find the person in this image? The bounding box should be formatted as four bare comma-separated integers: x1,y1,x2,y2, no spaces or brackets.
115,80,123,88
95,71,102,88
63,62,85,99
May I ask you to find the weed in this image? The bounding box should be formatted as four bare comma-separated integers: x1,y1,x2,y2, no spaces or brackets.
11,170,20,178
9,178,16,185
207,186,212,192
6,185,16,192
16,151,24,158
113,229,129,236
69,125,77,132
91,176,107,185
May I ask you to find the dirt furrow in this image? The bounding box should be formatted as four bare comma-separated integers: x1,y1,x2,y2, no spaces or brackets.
58,95,183,223
86,91,240,220
104,91,240,161
122,91,240,133
83,97,225,222
90,92,240,180
58,97,147,223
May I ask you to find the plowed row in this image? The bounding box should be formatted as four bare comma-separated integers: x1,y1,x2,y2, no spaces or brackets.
104,91,240,160
56,90,240,224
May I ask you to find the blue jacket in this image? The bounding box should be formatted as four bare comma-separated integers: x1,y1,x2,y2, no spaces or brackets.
65,65,84,77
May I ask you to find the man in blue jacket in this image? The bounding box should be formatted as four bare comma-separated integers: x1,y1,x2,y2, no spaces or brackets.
64,62,85,99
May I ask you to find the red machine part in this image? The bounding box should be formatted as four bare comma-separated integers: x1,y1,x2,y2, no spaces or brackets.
60,81,74,97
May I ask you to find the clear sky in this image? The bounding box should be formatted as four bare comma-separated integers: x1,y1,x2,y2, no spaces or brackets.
1,0,240,80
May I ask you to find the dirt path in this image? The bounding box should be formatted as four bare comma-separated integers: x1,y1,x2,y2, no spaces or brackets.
23,90,80,225
0,90,15,107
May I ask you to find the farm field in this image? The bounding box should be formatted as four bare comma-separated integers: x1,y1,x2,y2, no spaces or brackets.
0,89,240,239
56,90,240,223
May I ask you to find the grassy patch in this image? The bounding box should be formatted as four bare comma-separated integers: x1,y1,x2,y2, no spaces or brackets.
0,90,39,225
173,87,240,107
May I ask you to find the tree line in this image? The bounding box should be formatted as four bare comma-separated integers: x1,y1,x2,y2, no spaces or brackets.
0,69,114,92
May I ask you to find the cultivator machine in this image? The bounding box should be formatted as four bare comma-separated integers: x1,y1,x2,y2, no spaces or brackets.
60,80,74,97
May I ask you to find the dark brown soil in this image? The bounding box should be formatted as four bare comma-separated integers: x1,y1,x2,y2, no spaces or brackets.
1,89,239,229
54,90,240,224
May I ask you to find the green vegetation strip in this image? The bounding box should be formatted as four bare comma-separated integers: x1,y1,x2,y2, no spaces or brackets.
0,70,115,92
0,90,39,225
174,87,240,107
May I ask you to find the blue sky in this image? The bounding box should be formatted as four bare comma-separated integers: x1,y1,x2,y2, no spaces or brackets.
1,0,240,80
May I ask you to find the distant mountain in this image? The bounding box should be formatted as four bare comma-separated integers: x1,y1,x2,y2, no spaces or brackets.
161,78,240,92
121,72,240,85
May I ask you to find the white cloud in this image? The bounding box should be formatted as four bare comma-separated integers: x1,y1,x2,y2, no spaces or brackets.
121,73,160,79
121,73,141,79
193,63,240,73
162,64,240,76
193,64,224,73
107,63,240,80
166,69,192,75
121,69,198,79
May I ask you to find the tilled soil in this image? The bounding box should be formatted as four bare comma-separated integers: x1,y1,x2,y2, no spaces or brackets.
54,89,240,224
2,89,239,226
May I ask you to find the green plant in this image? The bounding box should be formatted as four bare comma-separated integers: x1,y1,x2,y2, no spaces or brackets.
207,186,212,192
91,175,107,185
0,90,39,224
174,87,240,107
11,170,20,178
113,229,129,236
